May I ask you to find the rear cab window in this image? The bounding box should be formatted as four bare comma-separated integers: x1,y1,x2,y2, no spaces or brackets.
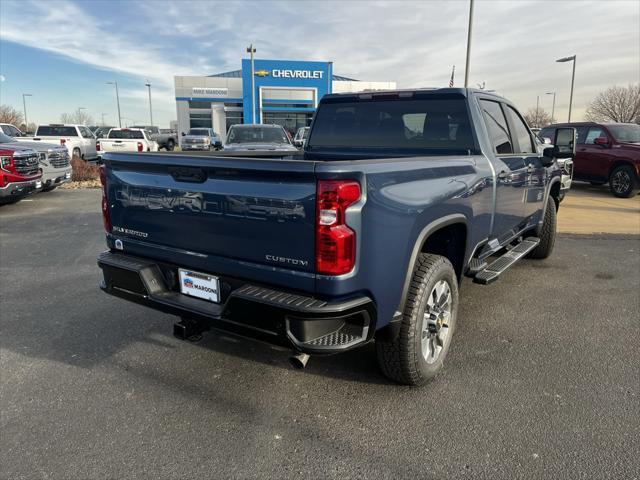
307,94,477,156
108,130,144,139
36,126,78,137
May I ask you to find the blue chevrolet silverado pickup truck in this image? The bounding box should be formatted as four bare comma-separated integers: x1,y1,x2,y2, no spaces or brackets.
97,88,575,385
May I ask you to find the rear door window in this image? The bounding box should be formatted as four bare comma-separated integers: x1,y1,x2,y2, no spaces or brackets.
505,105,534,154
479,100,513,154
584,127,605,144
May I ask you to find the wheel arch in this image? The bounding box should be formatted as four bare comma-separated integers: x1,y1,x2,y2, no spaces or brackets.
377,214,468,342
608,159,637,179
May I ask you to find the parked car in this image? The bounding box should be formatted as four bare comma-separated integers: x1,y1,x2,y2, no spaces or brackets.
540,122,639,197
181,128,222,151
94,126,116,139
13,124,98,161
223,124,298,152
0,143,41,204
0,123,27,137
293,126,310,148
130,125,177,151
97,88,574,385
97,128,159,156
0,132,71,192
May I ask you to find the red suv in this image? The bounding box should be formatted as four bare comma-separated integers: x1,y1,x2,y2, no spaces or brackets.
0,145,42,204
540,122,640,198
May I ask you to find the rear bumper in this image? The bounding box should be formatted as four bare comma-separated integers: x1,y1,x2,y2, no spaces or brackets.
97,251,375,354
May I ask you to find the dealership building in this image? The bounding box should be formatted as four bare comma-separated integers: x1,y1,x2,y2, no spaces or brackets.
174,58,396,142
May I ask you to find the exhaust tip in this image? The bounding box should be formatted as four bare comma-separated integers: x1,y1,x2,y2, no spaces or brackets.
289,352,310,369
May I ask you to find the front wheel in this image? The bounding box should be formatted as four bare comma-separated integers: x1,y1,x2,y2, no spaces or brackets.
609,165,639,198
376,254,458,386
165,140,175,151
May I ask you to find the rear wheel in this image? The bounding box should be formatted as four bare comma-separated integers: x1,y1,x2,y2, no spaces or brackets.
527,198,556,259
165,140,175,151
376,254,458,386
609,165,639,198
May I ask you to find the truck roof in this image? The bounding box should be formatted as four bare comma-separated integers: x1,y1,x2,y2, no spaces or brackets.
321,87,505,102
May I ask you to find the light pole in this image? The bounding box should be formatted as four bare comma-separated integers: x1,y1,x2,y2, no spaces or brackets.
22,94,32,132
556,55,576,122
535,95,540,127
246,44,256,124
546,91,556,122
106,81,122,127
145,80,154,126
464,0,474,88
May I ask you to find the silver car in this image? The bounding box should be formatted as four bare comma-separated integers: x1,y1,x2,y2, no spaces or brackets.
223,124,298,152
0,131,71,192
181,128,222,151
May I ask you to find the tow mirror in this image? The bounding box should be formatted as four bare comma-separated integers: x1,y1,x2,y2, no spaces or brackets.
181,132,186,137
593,136,609,147
545,127,576,159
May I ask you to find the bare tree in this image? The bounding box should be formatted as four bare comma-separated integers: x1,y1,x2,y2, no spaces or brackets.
585,85,640,124
523,108,553,128
0,105,24,126
60,109,94,125
19,122,37,134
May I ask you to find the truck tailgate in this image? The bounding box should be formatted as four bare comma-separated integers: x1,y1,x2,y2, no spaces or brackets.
104,153,317,277
101,139,141,152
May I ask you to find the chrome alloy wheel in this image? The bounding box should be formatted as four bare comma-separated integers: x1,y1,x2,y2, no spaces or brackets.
421,280,452,364
611,170,631,195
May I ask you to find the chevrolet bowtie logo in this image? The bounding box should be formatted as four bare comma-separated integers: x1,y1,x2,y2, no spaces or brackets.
254,69,270,77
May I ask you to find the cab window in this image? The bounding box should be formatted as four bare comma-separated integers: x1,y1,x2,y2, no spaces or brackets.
479,100,513,154
505,106,534,154
584,127,606,144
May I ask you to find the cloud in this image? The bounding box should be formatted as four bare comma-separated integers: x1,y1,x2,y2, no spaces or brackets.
1,0,638,123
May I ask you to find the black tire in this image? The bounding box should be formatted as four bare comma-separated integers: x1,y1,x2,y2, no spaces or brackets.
41,185,57,193
165,140,175,151
609,165,639,198
376,254,458,386
72,147,81,158
527,198,557,259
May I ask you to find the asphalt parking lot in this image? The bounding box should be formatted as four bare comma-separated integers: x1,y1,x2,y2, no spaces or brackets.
1,189,639,479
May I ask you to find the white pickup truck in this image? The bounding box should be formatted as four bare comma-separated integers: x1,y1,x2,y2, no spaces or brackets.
13,124,98,160
97,128,159,156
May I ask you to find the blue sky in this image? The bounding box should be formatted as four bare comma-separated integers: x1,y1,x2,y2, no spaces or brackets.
1,0,638,127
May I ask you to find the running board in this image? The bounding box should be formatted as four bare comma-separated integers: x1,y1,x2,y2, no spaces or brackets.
473,238,540,285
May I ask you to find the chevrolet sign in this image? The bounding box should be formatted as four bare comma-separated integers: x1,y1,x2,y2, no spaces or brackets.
272,69,324,79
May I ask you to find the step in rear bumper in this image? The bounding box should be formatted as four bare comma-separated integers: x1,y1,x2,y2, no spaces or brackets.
97,251,376,354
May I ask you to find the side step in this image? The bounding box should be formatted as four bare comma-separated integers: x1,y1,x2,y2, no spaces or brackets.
473,237,540,285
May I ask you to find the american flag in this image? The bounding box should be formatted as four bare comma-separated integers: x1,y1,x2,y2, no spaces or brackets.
449,65,455,87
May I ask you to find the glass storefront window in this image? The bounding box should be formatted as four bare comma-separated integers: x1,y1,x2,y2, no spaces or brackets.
225,112,244,133
262,112,313,136
190,113,212,128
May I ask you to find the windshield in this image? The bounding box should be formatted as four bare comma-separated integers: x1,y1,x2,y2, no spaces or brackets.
108,130,144,139
188,129,210,135
607,124,640,144
308,97,475,153
227,126,289,144
0,132,15,143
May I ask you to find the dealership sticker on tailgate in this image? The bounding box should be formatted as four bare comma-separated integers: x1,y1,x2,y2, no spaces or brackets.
179,269,220,303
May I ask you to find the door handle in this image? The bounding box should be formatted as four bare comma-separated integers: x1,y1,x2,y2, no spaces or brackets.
498,170,508,179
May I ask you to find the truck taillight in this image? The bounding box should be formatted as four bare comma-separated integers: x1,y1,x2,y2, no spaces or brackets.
137,142,143,152
99,165,112,233
316,180,360,275
60,139,66,146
